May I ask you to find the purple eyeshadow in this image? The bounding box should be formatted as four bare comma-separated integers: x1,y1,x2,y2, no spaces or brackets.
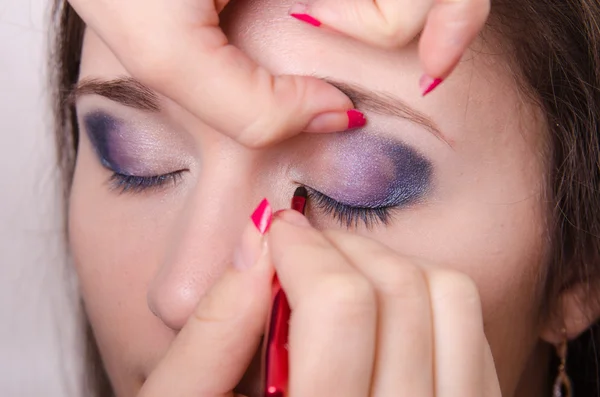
315,132,432,208
83,111,431,208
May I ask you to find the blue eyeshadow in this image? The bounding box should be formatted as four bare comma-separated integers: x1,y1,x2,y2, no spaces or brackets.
83,111,124,173
377,140,431,207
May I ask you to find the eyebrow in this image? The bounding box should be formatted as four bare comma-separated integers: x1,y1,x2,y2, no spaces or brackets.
325,79,447,144
70,77,160,112
71,76,447,144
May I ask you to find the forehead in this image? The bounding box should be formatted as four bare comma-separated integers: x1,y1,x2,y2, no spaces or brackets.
79,0,545,158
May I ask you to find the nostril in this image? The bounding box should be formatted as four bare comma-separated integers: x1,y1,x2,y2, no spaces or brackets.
147,281,200,331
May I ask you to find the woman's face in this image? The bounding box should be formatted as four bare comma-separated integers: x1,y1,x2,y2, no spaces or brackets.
70,1,551,396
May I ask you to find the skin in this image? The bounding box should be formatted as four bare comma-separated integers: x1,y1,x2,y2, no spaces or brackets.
66,0,490,144
69,1,593,396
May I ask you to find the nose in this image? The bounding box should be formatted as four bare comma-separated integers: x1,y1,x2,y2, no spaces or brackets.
146,167,254,331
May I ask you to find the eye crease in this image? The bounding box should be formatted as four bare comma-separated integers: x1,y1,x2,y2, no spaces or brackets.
83,110,120,171
82,110,188,193
297,131,432,214
82,109,433,227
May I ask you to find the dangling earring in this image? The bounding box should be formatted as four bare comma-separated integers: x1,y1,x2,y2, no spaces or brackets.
552,329,573,397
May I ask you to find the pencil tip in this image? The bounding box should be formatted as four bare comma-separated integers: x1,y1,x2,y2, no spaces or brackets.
293,186,308,198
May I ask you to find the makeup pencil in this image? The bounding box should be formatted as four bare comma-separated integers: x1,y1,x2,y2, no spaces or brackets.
263,187,308,397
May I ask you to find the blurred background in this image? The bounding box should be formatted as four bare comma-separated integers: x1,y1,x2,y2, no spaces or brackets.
1,0,81,395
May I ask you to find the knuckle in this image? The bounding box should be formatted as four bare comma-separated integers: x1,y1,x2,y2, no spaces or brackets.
376,24,410,48
368,10,413,48
432,271,482,309
237,74,305,148
378,259,427,298
314,275,377,319
236,127,271,149
278,238,334,270
346,3,410,47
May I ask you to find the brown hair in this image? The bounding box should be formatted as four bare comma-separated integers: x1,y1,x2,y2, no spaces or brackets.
49,0,600,395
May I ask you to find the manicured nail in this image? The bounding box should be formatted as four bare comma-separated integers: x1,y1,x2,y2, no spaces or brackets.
304,109,367,133
420,74,443,96
251,198,273,235
347,109,367,129
289,3,322,27
234,199,272,270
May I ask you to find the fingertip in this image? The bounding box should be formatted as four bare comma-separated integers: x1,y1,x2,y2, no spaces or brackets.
418,25,461,83
289,3,323,27
419,74,444,96
274,209,311,228
239,74,354,147
268,209,316,252
347,109,367,129
418,0,489,87
288,1,359,39
304,109,367,133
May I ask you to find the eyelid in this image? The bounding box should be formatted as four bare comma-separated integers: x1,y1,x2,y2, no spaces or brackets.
294,131,433,210
81,108,194,178
108,170,187,194
304,186,395,229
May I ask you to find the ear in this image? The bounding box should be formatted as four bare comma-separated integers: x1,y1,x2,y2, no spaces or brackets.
540,280,600,344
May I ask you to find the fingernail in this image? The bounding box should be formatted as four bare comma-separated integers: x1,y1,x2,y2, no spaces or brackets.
304,109,367,133
347,109,367,129
420,74,443,96
234,199,273,271
289,3,322,27
251,198,273,235
275,209,311,228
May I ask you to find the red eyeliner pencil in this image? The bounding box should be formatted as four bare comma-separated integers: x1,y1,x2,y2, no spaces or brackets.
263,187,308,397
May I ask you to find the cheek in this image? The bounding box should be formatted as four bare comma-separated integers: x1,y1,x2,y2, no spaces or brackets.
68,148,176,384
69,142,168,306
358,161,548,394
424,200,547,393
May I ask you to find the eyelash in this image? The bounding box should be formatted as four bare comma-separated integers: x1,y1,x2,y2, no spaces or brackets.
107,171,393,228
109,170,185,193
305,187,394,229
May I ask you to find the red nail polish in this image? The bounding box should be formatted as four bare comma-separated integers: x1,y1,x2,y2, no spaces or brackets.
347,109,367,129
290,13,322,27
251,199,272,235
420,75,443,96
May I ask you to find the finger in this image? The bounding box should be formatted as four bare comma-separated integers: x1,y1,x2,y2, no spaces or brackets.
67,1,362,148
139,213,273,397
290,0,433,49
268,210,377,397
418,0,490,83
483,342,502,397
426,269,486,397
323,230,434,397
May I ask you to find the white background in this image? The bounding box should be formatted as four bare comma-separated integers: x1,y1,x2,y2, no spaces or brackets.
1,0,81,395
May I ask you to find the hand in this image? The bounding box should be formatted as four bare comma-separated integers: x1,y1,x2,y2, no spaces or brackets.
288,0,491,95
139,206,502,397
67,0,489,148
66,0,360,148
268,209,502,397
